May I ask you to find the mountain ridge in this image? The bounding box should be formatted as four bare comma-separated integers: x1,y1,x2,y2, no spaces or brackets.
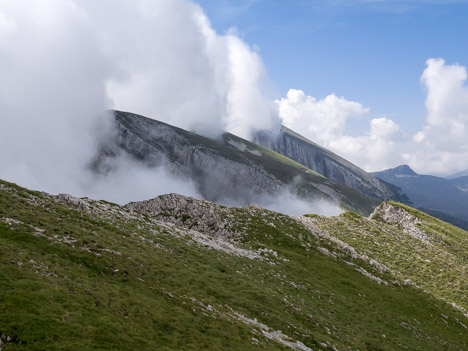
373,165,468,230
447,169,468,179
93,110,381,216
253,126,409,203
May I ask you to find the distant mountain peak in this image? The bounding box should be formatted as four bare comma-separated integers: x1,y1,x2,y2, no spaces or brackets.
446,169,468,180
372,164,468,231
392,165,417,176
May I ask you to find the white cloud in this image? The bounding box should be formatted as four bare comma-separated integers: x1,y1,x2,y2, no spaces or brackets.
224,33,279,138
99,0,277,139
0,0,111,195
277,89,403,171
85,154,200,205
406,58,468,174
259,190,344,217
277,59,468,175
0,0,278,202
369,117,401,139
277,89,369,144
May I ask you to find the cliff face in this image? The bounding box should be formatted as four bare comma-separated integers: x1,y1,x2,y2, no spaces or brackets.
96,110,380,215
254,126,408,202
113,111,284,203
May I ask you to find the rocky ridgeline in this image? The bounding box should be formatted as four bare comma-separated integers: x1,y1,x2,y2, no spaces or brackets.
254,127,407,202
126,193,249,241
371,202,431,243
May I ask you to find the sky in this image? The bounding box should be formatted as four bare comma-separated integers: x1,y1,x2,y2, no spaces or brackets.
198,0,468,134
197,0,468,174
1,0,468,205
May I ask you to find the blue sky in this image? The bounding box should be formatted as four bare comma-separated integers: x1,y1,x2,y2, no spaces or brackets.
197,0,468,136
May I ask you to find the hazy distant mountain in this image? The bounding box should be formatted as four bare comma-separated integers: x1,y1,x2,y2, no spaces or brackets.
93,110,380,215
373,165,468,230
254,126,408,203
446,169,468,179
449,175,468,193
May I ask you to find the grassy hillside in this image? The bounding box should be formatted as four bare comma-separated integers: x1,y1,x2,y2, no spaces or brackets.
314,202,468,313
0,179,467,350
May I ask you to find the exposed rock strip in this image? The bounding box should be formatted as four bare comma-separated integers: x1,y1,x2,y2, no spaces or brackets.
297,216,389,274
56,193,90,212
127,193,243,240
371,203,431,243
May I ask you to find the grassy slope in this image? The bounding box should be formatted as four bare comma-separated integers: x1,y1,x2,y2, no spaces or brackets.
316,202,468,313
0,180,467,350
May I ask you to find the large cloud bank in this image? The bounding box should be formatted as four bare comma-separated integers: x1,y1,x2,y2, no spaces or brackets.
1,0,466,212
278,58,468,175
0,0,277,203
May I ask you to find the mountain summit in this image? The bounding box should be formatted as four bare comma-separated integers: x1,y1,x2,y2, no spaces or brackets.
373,165,468,230
388,164,418,176
447,169,468,179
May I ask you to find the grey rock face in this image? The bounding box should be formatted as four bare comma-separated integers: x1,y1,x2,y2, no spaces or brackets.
253,126,408,202
112,111,284,203
56,193,89,212
94,111,380,215
127,193,241,240
371,203,431,243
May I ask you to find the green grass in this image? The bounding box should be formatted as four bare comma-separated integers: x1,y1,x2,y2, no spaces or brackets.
1,180,467,350
319,202,468,313
253,143,325,178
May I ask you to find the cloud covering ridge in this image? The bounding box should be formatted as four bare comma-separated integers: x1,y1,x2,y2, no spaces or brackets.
0,0,278,203
1,0,467,209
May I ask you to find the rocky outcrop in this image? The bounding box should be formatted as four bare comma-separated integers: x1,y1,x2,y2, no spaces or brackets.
370,203,431,243
127,193,242,240
254,126,408,202
0,334,13,350
56,193,90,212
373,165,468,230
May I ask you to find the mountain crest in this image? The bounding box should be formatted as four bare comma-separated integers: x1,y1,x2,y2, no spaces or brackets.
392,164,417,176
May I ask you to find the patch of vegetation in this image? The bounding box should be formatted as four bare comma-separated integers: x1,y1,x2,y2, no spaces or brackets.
320,201,468,312
0,180,467,350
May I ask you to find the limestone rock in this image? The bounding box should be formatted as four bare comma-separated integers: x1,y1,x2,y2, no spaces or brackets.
371,203,431,243
56,193,90,213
